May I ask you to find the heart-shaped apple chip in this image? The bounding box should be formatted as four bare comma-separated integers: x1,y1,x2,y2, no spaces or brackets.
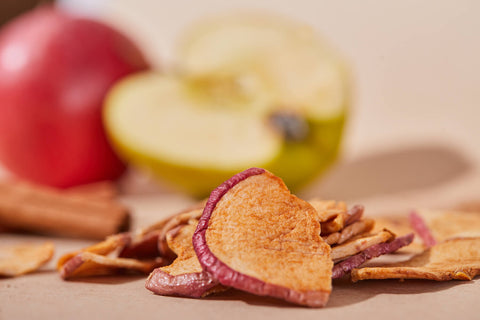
193,168,332,307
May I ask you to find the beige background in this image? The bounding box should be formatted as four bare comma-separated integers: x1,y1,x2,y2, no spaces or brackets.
1,0,480,319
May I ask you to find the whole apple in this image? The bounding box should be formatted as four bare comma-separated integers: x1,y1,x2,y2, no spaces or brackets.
0,7,150,187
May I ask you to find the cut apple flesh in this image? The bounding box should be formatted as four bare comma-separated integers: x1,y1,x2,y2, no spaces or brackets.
193,168,333,307
179,13,349,120
104,73,282,171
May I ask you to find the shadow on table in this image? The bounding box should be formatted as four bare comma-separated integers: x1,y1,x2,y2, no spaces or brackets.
205,289,302,308
327,278,476,308
303,144,472,200
66,274,146,285
204,278,476,309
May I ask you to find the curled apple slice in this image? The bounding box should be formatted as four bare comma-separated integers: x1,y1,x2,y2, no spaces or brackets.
146,222,225,298
193,168,332,307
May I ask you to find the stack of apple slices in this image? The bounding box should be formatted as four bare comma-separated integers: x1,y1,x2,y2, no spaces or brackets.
104,13,349,197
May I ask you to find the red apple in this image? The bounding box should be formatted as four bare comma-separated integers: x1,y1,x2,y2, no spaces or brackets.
0,7,150,187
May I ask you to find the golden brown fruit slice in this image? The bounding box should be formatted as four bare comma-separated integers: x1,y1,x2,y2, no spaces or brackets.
57,234,129,269
0,242,54,277
155,208,204,257
331,230,394,262
332,233,414,279
374,210,480,252
309,199,364,235
420,210,480,240
351,237,480,281
193,168,332,307
372,215,424,253
57,233,165,279
119,201,205,260
146,222,225,298
323,219,375,246
60,252,164,279
309,199,348,222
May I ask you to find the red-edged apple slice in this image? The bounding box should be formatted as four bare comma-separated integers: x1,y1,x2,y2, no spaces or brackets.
332,233,414,279
330,230,395,262
351,237,480,281
145,222,225,298
193,168,332,307
60,252,164,279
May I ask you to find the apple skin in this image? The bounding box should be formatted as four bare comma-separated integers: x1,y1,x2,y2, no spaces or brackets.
0,7,150,187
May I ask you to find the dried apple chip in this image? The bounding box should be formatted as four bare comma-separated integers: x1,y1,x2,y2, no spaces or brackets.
321,213,348,235
332,233,414,279
309,199,364,235
372,215,425,253
156,208,204,257
309,199,347,223
419,210,480,240
375,210,480,252
345,205,365,225
331,230,394,262
193,168,333,308
58,233,165,279
0,242,54,277
60,252,165,279
146,222,224,298
119,230,163,260
373,215,412,236
323,219,375,246
351,237,480,281
123,203,205,259
320,205,364,235
409,211,436,248
57,233,130,269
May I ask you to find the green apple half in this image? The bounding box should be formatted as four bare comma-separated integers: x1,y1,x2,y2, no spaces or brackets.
104,14,348,198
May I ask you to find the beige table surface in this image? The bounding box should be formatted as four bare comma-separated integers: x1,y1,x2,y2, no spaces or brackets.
2,1,480,319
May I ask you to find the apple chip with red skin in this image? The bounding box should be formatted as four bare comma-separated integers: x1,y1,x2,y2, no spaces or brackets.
57,234,130,269
119,201,205,260
58,233,165,279
193,168,333,308
351,237,480,281
60,252,164,279
330,230,394,262
146,221,225,298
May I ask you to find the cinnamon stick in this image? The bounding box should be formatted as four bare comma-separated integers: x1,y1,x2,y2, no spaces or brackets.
0,180,130,239
64,181,119,201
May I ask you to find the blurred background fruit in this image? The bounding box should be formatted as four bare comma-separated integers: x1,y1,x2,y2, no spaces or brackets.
104,13,348,198
0,6,150,187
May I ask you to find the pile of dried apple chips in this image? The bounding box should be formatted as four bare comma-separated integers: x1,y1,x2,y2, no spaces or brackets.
57,168,480,307
352,209,480,281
